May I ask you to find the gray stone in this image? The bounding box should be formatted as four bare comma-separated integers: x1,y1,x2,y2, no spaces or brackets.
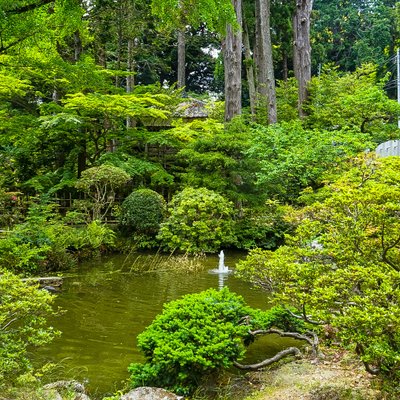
43,380,85,393
42,389,63,400
74,394,91,400
120,387,183,400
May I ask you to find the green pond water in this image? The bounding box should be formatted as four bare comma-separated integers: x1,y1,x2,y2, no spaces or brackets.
34,252,299,397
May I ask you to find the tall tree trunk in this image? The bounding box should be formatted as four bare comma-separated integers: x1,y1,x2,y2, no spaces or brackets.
258,0,277,124
115,2,123,87
293,0,313,117
243,17,256,119
97,46,107,68
282,49,288,81
74,30,87,176
126,38,137,129
254,0,266,124
224,0,242,122
177,28,186,89
77,139,87,178
254,0,265,100
74,31,82,62
127,38,135,93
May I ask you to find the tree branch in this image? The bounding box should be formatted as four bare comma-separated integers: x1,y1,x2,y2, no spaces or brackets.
0,33,37,53
1,316,18,331
380,223,400,271
249,328,320,358
285,306,325,325
234,347,301,371
355,343,380,375
6,0,54,15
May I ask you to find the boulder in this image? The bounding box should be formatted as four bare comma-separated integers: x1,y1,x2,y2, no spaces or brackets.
74,394,91,400
43,380,85,393
42,389,63,400
120,387,183,400
42,381,89,400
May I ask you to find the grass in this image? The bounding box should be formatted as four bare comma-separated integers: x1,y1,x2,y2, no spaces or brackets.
124,252,207,274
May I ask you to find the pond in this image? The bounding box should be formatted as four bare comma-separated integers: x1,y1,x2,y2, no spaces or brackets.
34,252,297,397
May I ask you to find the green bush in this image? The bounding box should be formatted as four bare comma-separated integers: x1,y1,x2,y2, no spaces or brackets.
128,288,306,396
234,201,291,250
119,189,166,248
64,220,116,257
0,190,24,228
0,203,74,274
158,187,236,253
0,270,58,387
246,121,375,203
0,203,116,274
128,288,253,395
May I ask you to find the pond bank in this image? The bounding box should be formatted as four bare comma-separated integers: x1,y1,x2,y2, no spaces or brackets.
245,350,381,400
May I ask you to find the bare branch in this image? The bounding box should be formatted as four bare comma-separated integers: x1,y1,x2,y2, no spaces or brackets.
355,343,380,375
248,328,320,359
285,306,325,325
234,347,301,371
1,317,18,331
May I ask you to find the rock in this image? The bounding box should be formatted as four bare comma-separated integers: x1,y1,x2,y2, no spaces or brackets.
42,285,60,293
120,387,183,400
22,276,63,288
74,394,91,400
42,389,90,400
42,389,63,400
43,380,90,400
43,380,85,393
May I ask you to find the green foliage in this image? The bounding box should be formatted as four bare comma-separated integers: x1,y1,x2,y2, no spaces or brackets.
0,0,85,58
0,190,24,228
178,117,260,204
129,288,306,395
63,91,171,122
312,0,397,72
276,78,299,122
247,121,373,203
129,288,251,395
0,203,72,274
151,0,237,34
236,155,400,383
158,187,236,253
0,202,116,274
0,72,31,98
234,201,290,250
65,220,116,255
0,270,58,387
75,164,130,221
305,64,400,138
97,152,174,190
119,189,166,248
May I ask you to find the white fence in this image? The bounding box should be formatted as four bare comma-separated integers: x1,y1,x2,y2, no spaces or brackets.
376,140,400,157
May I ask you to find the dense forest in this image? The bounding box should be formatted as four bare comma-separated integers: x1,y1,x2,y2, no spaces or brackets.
1,0,400,398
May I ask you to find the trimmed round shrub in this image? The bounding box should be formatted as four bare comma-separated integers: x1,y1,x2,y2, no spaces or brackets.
119,189,166,240
157,187,236,253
